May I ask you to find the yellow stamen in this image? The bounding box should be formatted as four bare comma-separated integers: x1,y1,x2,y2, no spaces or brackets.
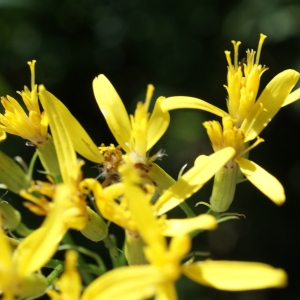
255,34,267,65
239,137,264,157
144,84,154,112
28,60,36,91
231,40,241,70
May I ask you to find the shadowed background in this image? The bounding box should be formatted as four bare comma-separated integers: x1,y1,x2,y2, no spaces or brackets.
1,0,300,299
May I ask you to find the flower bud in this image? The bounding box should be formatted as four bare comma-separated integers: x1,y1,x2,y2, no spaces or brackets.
0,150,30,193
80,206,108,242
210,164,239,212
0,201,21,230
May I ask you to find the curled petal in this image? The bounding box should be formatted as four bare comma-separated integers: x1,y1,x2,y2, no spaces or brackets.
183,260,287,291
235,157,285,205
161,96,227,117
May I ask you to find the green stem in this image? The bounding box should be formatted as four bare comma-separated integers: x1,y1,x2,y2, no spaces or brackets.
103,234,125,268
15,222,33,236
179,201,196,218
58,244,106,273
27,151,38,181
46,263,64,285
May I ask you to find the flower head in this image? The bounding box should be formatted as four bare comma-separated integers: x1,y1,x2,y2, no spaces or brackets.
160,34,300,211
0,61,49,145
93,75,170,187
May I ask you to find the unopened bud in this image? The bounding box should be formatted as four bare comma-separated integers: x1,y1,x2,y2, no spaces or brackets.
80,206,108,242
0,201,21,230
0,151,30,193
210,164,239,212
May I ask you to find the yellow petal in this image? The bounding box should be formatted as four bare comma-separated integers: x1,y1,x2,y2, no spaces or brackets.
0,226,13,276
242,69,300,142
82,265,163,300
13,186,68,276
120,165,166,248
235,157,285,205
0,129,6,141
147,96,170,151
39,85,77,183
154,147,236,215
147,163,175,194
282,87,300,106
162,214,217,236
182,260,287,291
155,282,177,300
39,85,103,164
93,75,131,152
161,96,228,117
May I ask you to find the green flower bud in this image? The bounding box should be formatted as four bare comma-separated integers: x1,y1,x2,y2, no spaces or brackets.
0,150,30,193
36,136,62,183
80,206,108,242
210,164,239,212
0,201,21,230
124,229,147,265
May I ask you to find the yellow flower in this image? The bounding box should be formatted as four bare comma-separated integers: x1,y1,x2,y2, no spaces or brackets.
89,147,235,236
22,85,108,242
93,75,172,189
0,61,48,145
160,34,300,211
80,165,287,300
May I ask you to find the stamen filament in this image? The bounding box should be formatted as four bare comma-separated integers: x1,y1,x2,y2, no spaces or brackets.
255,34,267,65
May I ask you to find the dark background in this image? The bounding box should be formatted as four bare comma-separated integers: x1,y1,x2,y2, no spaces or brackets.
1,0,300,299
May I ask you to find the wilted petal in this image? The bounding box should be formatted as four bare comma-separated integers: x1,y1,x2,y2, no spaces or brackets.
242,69,300,142
147,96,170,151
161,96,227,117
154,147,235,215
183,260,287,291
93,75,131,152
236,157,285,205
82,265,163,300
162,214,217,236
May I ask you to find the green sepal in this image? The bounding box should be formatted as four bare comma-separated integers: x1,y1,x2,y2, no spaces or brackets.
210,164,239,212
0,201,21,230
36,135,62,183
0,150,30,193
80,206,108,242
124,229,147,265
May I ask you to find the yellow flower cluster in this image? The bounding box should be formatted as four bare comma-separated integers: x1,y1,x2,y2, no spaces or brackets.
0,34,298,299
